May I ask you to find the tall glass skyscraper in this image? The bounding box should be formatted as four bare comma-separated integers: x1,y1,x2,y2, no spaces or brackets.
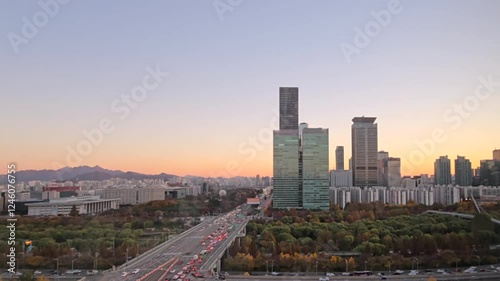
279,87,299,130
273,130,300,209
335,146,344,170
302,128,329,210
351,117,378,187
273,87,329,210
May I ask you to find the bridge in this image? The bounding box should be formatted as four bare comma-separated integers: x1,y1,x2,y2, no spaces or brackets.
92,204,250,281
199,218,248,275
423,210,500,225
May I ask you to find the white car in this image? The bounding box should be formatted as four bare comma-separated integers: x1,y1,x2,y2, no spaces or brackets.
326,272,335,277
319,277,330,281
132,269,140,274
121,272,129,277
408,270,419,275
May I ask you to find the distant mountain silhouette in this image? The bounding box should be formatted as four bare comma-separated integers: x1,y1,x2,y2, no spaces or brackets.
0,165,176,183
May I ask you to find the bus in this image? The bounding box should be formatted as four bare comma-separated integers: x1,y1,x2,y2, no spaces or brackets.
351,270,373,276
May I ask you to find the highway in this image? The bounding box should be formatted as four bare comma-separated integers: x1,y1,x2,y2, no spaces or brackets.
94,204,249,281
199,218,249,273
225,271,500,281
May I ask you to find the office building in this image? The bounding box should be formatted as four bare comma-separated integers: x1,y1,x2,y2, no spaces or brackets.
378,151,389,186
273,130,300,209
494,149,500,161
302,128,329,210
434,156,452,185
336,146,345,170
351,117,378,187
279,87,299,130
455,156,473,186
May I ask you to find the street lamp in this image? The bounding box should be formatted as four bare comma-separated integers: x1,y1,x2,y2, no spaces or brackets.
364,261,367,271
345,259,348,273
94,253,99,271
455,258,461,272
72,258,78,271
266,261,269,275
53,258,59,281
315,260,318,276
271,260,274,273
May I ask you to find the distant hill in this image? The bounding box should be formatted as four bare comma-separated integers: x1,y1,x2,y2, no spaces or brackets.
0,165,176,183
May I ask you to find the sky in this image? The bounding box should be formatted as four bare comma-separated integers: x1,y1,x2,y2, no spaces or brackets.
1,0,499,177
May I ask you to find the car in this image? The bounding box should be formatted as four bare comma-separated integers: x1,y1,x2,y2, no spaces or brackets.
170,269,177,273
132,269,140,274
319,277,330,281
34,270,42,275
173,275,179,280
326,272,335,277
394,270,404,275
121,272,129,277
380,276,387,280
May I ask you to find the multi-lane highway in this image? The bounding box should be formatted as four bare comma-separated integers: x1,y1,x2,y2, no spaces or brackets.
225,270,500,281
96,204,249,281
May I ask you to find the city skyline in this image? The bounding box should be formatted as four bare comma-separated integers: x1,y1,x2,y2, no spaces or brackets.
2,1,500,177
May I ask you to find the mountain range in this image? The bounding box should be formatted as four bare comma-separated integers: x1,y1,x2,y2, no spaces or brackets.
0,165,176,183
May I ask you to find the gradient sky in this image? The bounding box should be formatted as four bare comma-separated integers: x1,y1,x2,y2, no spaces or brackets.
1,0,499,177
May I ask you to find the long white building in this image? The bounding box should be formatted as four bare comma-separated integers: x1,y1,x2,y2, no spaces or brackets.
26,196,120,216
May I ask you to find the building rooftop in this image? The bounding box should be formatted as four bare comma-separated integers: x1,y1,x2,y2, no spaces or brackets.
25,196,120,206
352,117,377,123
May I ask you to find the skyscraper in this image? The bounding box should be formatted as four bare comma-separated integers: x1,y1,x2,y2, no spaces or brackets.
302,128,329,210
434,156,452,185
279,87,299,130
298,122,308,207
455,156,472,186
378,151,389,186
273,130,299,209
335,146,344,170
494,149,500,161
351,117,378,187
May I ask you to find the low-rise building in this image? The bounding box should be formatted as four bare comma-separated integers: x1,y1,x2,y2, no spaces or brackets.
26,196,119,216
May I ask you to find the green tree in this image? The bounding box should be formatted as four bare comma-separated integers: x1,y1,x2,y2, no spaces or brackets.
69,205,79,217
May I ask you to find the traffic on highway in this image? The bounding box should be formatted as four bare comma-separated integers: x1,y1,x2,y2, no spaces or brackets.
100,204,250,281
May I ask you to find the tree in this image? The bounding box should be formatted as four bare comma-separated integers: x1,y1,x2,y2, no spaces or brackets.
36,277,50,281
69,205,79,217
